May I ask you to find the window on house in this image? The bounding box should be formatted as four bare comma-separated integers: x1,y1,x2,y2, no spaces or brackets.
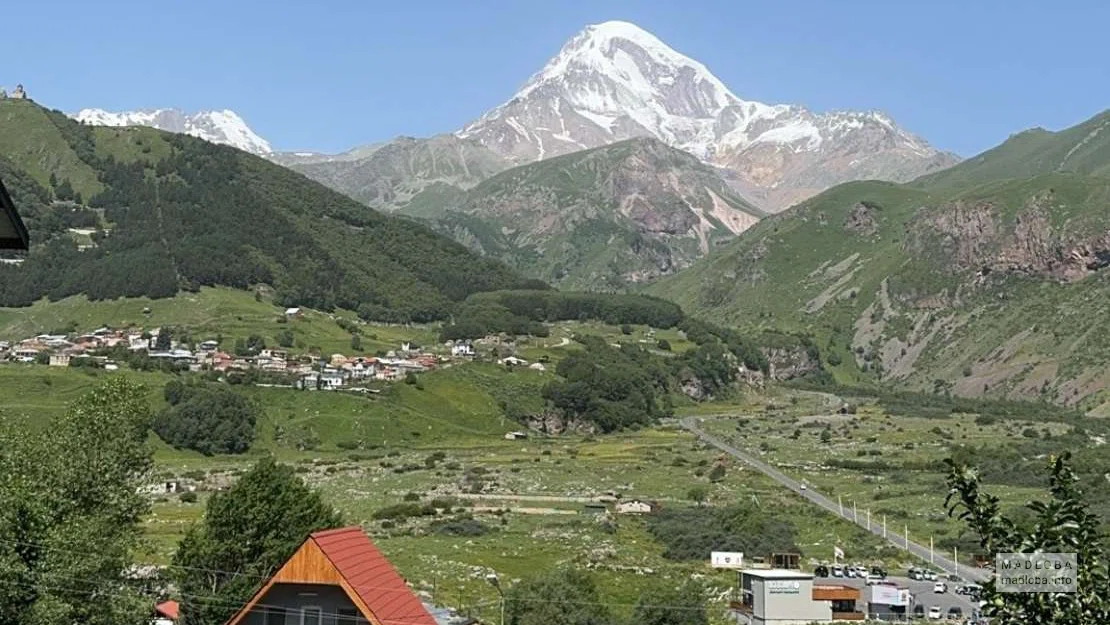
264,607,287,625
301,606,323,625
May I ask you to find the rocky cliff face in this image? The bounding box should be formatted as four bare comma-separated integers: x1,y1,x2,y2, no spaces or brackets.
908,193,1110,284
459,20,958,212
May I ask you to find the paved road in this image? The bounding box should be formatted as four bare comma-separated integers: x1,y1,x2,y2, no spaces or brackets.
680,416,992,583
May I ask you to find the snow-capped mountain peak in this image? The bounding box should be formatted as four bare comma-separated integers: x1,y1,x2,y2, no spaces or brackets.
457,20,958,210
72,108,272,156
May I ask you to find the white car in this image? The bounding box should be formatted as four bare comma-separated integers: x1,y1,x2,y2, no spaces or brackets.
864,574,884,585
800,483,807,491
933,581,948,593
928,606,943,619
924,569,938,581
831,564,844,577
846,567,858,578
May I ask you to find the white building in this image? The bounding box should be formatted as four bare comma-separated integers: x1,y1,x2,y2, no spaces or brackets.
736,569,856,625
451,343,475,357
615,500,654,514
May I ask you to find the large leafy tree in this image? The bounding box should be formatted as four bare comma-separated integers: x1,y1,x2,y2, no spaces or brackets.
505,568,611,625
632,578,709,625
174,458,342,625
945,451,1110,624
0,377,155,625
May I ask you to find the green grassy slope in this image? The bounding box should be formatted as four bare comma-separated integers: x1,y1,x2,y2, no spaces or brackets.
650,109,1110,410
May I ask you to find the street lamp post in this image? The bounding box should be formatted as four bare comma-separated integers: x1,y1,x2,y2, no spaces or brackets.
486,573,505,625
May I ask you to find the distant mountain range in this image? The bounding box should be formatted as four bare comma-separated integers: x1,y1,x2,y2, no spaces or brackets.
456,21,958,211
68,20,959,288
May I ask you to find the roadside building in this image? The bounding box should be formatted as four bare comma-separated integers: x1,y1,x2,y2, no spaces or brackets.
865,583,911,621
735,569,863,624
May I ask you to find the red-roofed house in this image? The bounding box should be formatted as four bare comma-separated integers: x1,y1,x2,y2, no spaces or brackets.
153,600,180,624
223,526,437,625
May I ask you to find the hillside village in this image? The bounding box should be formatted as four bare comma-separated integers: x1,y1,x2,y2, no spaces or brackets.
0,310,548,390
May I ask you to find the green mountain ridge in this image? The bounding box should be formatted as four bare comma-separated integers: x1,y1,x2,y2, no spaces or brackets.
418,137,767,290
0,99,540,322
650,109,1110,412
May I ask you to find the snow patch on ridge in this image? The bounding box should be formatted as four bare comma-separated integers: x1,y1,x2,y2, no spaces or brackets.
72,107,273,155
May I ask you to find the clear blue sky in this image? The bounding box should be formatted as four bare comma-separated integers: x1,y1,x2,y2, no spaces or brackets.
8,0,1109,156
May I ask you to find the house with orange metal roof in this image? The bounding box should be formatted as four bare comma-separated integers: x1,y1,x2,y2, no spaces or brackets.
223,526,437,625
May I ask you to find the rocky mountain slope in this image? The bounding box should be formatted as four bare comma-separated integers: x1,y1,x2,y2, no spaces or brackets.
458,20,959,211
649,109,1110,413
73,108,273,156
421,137,765,289
2,99,538,321
290,135,510,212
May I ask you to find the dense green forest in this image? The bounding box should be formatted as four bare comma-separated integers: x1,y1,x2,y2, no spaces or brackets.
439,290,684,340
0,101,541,321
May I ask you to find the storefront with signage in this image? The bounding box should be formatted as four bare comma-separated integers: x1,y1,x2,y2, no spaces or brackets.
736,569,840,625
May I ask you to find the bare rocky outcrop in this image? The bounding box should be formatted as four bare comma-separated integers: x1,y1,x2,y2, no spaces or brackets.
844,202,878,235
909,196,1110,284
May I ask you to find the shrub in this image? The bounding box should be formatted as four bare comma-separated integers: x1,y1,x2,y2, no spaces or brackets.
179,491,198,504
371,502,436,521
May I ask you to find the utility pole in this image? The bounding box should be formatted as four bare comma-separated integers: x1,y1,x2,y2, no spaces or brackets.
853,501,858,523
905,525,910,550
930,536,934,564
866,509,871,531
954,547,959,579
883,515,887,539
838,495,843,516
487,573,505,625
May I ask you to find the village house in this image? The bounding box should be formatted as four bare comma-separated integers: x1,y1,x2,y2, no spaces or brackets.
152,600,179,625
450,342,475,357
284,307,304,319
615,499,655,515
197,339,220,352
499,356,528,367
220,526,437,625
49,353,71,367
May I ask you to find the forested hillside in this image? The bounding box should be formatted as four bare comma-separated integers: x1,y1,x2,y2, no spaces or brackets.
0,100,541,322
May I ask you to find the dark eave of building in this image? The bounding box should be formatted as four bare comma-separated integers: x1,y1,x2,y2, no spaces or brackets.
0,173,30,250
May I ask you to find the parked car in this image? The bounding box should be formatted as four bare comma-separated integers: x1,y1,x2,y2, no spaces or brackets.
924,569,938,581
846,567,858,578
928,606,943,619
908,568,924,581
870,565,887,578
933,581,948,593
831,564,844,577
814,565,829,577
947,606,963,620
864,574,884,585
